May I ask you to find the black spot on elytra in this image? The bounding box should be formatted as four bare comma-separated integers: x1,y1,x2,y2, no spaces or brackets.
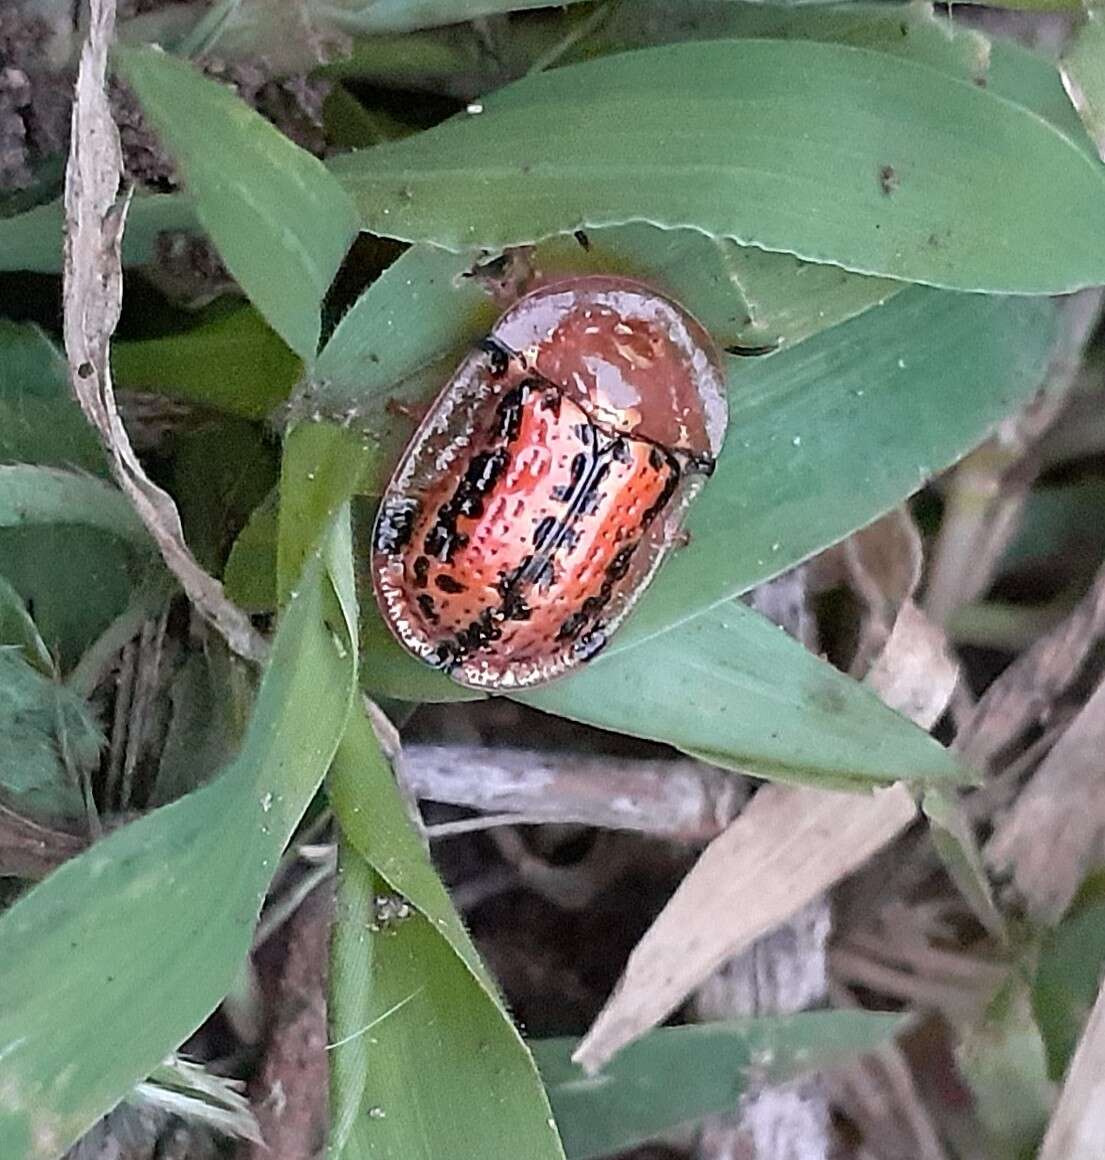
412,555,430,589
556,610,589,642
574,628,607,662
479,337,511,377
539,389,562,416
374,497,420,554
434,573,466,595
496,381,534,441
606,542,638,582
424,521,468,564
642,452,681,528
501,589,532,621
416,593,439,624
612,438,631,465
466,449,509,495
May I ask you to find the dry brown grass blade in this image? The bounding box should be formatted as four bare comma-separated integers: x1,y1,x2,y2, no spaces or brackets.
865,601,959,732
572,781,918,1073
846,509,925,679
986,674,1105,923
61,0,267,665
956,563,1105,770
1038,975,1105,1160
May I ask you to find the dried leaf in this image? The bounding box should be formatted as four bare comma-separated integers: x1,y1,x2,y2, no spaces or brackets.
1038,977,1105,1160
572,781,916,1073
61,0,266,664
986,676,1105,924
864,600,959,732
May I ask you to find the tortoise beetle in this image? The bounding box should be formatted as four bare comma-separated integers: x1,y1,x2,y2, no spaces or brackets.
371,275,727,690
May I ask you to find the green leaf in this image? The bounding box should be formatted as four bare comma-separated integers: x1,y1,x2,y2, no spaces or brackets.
0,193,198,275
535,1011,907,1160
524,600,967,789
149,648,243,807
327,710,565,1159
0,514,357,1156
171,417,279,572
1034,887,1105,1080
923,787,1007,941
957,978,1054,1159
361,286,1059,708
330,39,1105,293
112,304,301,420
1060,9,1105,158
0,323,105,475
0,650,102,823
0,527,140,672
0,575,53,673
116,46,359,361
224,488,279,612
282,407,565,1157
0,464,151,548
317,0,589,36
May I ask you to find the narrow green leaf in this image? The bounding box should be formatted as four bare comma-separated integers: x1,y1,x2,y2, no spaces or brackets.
0,651,102,823
328,716,565,1160
0,573,53,673
0,515,357,1156
957,979,1054,1158
330,39,1105,293
224,488,279,612
923,787,1007,941
327,836,376,1158
535,1012,907,1160
524,601,968,789
1034,886,1105,1080
112,304,301,420
116,46,359,361
1061,9,1105,158
0,323,105,475
318,0,588,35
0,193,198,275
0,527,140,672
0,465,150,548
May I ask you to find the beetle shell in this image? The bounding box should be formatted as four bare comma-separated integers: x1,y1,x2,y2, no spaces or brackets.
371,276,727,690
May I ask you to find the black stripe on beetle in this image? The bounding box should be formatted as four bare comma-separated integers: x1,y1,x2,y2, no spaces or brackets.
479,337,512,377
375,496,420,555
573,628,607,662
416,593,439,624
412,555,430,589
496,381,535,442
606,542,638,582
434,573,466,595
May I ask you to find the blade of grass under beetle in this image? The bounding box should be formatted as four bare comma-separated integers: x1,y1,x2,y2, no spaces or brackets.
0,512,357,1157
359,286,1060,706
534,1012,908,1160
115,46,358,362
281,420,564,1158
329,39,1105,293
523,600,970,790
